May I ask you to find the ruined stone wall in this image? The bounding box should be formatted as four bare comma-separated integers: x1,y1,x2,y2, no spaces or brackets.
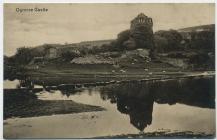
129,13,154,49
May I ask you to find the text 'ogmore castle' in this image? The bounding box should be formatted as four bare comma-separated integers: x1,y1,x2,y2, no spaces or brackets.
124,13,154,50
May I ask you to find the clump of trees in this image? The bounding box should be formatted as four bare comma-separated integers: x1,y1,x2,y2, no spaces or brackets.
15,47,33,64
60,51,81,62
154,30,183,53
6,46,50,65
5,26,214,71
4,54,27,80
114,30,131,50
186,30,215,52
112,29,154,51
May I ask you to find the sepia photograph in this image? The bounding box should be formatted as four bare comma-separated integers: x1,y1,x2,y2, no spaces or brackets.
3,3,215,138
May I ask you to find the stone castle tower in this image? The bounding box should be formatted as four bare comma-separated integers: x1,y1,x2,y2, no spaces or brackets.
130,13,153,39
124,13,154,50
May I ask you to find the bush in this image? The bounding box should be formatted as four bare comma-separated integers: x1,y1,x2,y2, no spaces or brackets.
188,31,214,52
115,30,131,50
154,35,168,53
60,51,80,62
13,47,34,65
154,30,183,53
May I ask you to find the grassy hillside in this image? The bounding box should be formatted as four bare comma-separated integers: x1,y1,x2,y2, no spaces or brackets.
178,24,214,32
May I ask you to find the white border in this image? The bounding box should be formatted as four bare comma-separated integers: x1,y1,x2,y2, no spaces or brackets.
0,1,3,139
2,0,216,3
0,1,216,140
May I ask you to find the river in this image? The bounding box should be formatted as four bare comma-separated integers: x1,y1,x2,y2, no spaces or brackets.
3,75,215,138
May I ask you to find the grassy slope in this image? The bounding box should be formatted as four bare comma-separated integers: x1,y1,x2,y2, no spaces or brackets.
25,61,188,85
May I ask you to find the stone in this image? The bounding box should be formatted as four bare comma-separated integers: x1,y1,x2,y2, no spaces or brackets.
129,13,154,49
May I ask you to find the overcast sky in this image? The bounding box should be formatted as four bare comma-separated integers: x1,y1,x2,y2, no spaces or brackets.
4,3,215,56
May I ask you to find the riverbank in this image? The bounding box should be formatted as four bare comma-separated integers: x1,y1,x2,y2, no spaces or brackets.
30,70,214,88
20,63,214,86
4,90,105,119
5,57,215,86
93,131,215,139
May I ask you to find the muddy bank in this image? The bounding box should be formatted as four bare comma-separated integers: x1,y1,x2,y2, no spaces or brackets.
93,131,215,139
4,90,105,119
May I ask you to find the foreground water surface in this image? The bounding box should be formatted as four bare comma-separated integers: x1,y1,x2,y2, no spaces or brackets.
3,75,215,138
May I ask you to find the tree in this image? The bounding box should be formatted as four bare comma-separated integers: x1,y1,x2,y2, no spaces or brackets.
189,31,214,52
115,30,131,50
14,47,34,65
60,51,80,62
154,35,168,53
154,30,183,52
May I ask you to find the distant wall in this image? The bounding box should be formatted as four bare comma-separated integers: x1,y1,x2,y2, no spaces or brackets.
79,40,113,47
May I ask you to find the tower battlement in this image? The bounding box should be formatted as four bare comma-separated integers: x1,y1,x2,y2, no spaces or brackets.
124,13,154,50
130,13,153,30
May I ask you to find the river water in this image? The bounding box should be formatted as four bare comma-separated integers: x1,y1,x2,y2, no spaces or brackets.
3,75,215,138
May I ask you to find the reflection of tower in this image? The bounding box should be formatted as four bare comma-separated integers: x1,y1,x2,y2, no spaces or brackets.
116,96,154,131
99,82,155,131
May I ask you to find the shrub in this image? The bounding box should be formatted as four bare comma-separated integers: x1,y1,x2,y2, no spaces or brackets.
154,30,183,53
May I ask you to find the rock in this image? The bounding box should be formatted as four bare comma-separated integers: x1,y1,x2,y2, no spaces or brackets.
137,49,150,58
120,69,126,73
133,58,138,62
70,55,113,64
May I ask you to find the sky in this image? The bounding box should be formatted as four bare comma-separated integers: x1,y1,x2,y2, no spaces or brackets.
4,3,215,56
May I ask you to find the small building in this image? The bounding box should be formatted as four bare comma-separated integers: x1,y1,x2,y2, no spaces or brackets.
45,47,58,59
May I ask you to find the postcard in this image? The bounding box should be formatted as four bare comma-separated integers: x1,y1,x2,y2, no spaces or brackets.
3,3,215,138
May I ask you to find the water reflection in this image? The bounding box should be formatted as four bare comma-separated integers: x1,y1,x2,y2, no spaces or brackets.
117,95,153,131
98,76,215,131
4,76,215,133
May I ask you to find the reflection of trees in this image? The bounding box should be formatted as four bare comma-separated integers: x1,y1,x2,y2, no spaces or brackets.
152,77,215,108
99,76,215,131
17,77,34,89
59,88,82,97
59,86,88,97
60,89,74,97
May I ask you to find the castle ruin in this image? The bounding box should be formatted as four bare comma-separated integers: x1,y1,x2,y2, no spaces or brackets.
124,13,154,50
